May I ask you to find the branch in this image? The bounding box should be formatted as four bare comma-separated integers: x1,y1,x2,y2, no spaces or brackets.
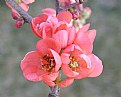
5,0,32,23
48,86,60,97
55,0,61,14
64,2,80,10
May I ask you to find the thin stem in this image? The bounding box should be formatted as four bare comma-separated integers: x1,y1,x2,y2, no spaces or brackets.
48,86,60,97
5,0,32,23
55,0,60,14
64,2,80,10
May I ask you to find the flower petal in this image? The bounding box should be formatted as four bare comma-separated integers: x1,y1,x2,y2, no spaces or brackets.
36,38,61,55
62,63,79,77
49,49,62,72
52,30,68,48
67,27,76,45
86,29,96,44
79,23,90,32
88,54,103,77
22,0,35,4
20,51,47,81
43,72,59,82
22,66,44,81
61,53,70,65
43,80,56,87
57,11,72,23
74,30,93,54
42,8,56,16
20,51,41,70
31,14,48,37
59,77,74,88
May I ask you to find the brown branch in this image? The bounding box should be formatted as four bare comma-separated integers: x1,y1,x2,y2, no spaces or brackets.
55,0,60,14
48,86,60,97
5,0,32,23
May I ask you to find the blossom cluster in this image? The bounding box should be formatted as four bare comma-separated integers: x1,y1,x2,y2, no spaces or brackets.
20,9,103,88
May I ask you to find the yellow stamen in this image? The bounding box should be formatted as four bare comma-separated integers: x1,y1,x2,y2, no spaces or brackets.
69,57,79,71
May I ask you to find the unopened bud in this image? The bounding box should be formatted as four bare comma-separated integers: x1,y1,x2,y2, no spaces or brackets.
11,11,20,20
15,20,24,28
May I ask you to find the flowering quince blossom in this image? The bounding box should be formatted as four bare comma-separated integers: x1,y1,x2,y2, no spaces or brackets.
20,38,62,82
61,24,103,79
31,10,76,48
19,7,103,88
61,44,103,79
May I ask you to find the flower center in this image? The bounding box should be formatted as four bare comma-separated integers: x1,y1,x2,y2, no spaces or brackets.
68,57,79,71
41,54,55,72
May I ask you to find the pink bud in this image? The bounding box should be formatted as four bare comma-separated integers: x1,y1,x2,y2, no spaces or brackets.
11,11,20,20
15,20,24,28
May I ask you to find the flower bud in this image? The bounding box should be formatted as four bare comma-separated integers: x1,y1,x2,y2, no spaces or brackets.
15,20,24,28
11,12,20,20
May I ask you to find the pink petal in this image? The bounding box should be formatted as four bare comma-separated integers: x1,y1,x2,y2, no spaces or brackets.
40,22,53,38
20,51,48,81
42,8,56,16
52,30,68,48
86,29,96,44
47,16,58,25
88,54,103,77
62,44,83,54
80,54,91,68
75,68,91,79
20,51,41,70
61,53,70,65
36,38,61,55
53,22,67,34
49,49,62,72
59,77,74,88
62,63,79,77
67,27,76,45
74,30,93,54
78,23,90,32
31,14,48,38
22,0,35,4
22,66,43,82
57,11,72,23
43,80,56,87
43,72,59,82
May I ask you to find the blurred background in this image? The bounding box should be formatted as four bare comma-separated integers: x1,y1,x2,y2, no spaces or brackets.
0,0,121,97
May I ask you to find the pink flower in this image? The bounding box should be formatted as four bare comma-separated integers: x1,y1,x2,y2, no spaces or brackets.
31,11,75,48
61,44,103,79
20,38,62,82
31,11,72,37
